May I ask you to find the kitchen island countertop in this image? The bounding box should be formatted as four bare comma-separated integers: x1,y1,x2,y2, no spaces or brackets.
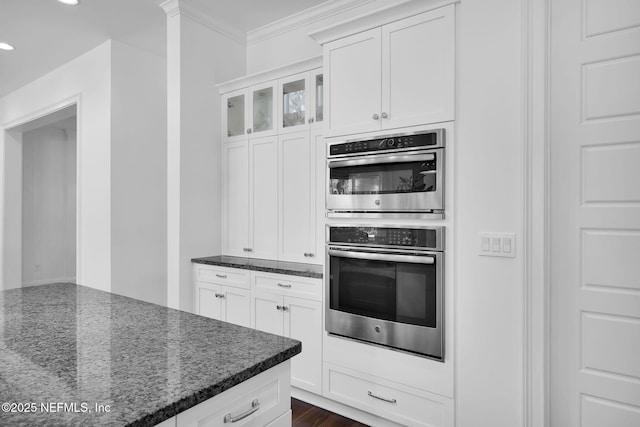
0,283,301,426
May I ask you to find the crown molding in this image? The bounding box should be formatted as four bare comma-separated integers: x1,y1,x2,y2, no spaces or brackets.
217,56,322,94
309,0,459,45
247,0,375,46
159,0,246,45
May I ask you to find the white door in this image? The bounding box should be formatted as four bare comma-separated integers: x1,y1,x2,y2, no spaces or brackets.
550,0,640,425
381,5,454,130
285,296,322,394
249,136,278,259
252,291,284,335
324,27,382,137
196,283,222,321
222,141,249,257
221,286,251,328
279,132,312,263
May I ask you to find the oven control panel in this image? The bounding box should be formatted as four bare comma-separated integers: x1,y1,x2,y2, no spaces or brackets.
328,226,443,251
329,129,443,157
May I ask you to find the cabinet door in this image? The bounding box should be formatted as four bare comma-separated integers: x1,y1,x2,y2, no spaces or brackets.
249,136,278,259
381,6,455,129
196,283,223,321
310,129,325,263
248,82,277,138
221,286,251,328
222,89,248,143
252,291,284,336
278,132,312,263
284,297,322,394
324,28,382,137
309,69,324,129
278,73,309,134
223,141,249,257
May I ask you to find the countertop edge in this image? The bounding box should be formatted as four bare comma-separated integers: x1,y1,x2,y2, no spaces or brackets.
191,257,323,279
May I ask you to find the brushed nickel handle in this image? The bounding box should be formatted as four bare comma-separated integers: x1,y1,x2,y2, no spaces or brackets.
246,248,253,252
277,283,292,288
276,305,283,311
227,130,232,137
308,117,315,123
215,293,225,299
308,253,314,257
224,399,260,423
246,128,252,134
216,274,227,279
367,390,397,404
282,306,289,311
372,113,379,120
381,112,388,118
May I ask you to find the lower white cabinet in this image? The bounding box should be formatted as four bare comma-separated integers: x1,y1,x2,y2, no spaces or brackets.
177,360,292,427
252,290,323,395
196,282,251,328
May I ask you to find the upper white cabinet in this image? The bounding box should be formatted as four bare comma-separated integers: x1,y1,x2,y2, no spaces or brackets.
321,5,455,137
223,81,278,142
278,69,324,134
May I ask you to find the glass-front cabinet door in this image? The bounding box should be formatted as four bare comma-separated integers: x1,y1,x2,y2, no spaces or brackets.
279,74,307,133
223,89,247,142
310,69,324,127
248,82,277,138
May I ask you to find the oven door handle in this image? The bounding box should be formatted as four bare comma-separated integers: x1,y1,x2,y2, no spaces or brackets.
328,153,435,169
328,249,435,265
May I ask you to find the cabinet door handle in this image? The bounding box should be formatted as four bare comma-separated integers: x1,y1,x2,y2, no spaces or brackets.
276,305,283,311
308,253,314,257
215,274,227,279
282,306,289,311
227,130,232,137
215,293,225,299
381,112,388,119
224,399,260,423
308,117,315,124
367,390,397,404
246,248,253,252
277,283,292,288
372,113,379,120
246,128,252,134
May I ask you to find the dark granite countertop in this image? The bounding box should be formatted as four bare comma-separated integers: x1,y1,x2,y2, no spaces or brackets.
0,283,301,427
191,255,323,279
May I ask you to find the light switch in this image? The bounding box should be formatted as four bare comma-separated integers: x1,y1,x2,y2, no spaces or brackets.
491,237,501,252
502,236,512,254
479,232,516,258
481,236,490,252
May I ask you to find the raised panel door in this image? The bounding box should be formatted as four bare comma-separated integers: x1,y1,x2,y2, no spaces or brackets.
252,291,284,336
221,286,251,328
382,6,455,130
278,132,312,263
249,136,278,259
324,28,382,137
284,296,322,394
223,141,249,257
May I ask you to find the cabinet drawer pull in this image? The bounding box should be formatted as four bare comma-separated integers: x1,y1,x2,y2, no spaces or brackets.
277,283,292,289
367,390,397,404
381,112,388,119
282,306,289,311
276,305,283,311
224,399,260,423
215,293,225,299
215,274,227,279
372,113,380,120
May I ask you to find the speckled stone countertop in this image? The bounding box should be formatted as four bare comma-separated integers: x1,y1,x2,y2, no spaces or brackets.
191,255,324,279
0,283,301,427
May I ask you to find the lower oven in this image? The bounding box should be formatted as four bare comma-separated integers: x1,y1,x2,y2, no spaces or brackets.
326,225,444,360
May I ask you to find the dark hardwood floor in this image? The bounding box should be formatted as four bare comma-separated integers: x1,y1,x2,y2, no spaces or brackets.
292,398,370,427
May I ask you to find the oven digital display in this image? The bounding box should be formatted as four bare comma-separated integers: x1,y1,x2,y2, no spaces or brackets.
329,227,437,249
329,131,440,156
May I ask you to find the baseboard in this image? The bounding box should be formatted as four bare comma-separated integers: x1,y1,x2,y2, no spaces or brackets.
291,387,404,427
22,277,76,287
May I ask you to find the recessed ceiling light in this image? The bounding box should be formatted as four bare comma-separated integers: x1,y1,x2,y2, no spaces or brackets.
57,0,80,5
0,42,15,51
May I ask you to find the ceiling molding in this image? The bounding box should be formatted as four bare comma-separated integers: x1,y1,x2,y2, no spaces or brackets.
159,0,246,45
247,0,375,46
309,0,459,45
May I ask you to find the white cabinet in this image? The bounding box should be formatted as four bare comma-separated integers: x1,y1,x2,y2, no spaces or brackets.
223,81,278,143
278,128,324,264
252,290,323,395
196,282,251,328
222,136,278,259
323,5,455,137
177,360,291,427
278,68,324,134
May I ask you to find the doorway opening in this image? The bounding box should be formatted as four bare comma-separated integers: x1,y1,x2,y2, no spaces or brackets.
2,103,78,288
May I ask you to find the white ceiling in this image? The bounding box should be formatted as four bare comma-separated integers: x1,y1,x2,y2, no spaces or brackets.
0,0,327,99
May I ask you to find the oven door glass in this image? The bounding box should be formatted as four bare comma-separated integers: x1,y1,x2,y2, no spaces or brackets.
329,252,437,327
328,154,437,196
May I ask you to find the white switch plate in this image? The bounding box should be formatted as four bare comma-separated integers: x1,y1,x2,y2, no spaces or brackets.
479,232,515,258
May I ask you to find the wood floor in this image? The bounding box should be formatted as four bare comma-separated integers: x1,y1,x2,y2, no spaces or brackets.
291,398,369,427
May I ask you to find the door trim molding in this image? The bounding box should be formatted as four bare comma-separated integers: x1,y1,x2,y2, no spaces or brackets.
522,0,550,425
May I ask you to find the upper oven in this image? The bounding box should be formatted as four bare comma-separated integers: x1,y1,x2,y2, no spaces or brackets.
326,129,444,219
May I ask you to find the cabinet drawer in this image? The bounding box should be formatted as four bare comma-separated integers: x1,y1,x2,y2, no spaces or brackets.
177,361,290,427
323,363,453,427
253,273,321,301
194,265,250,289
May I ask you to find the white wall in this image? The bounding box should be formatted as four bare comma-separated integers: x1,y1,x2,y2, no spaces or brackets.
1,130,22,289
165,5,246,311
110,40,168,306
248,1,527,426
22,124,76,285
0,41,112,292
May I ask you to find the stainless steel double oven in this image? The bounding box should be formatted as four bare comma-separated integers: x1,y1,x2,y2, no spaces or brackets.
325,129,446,360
